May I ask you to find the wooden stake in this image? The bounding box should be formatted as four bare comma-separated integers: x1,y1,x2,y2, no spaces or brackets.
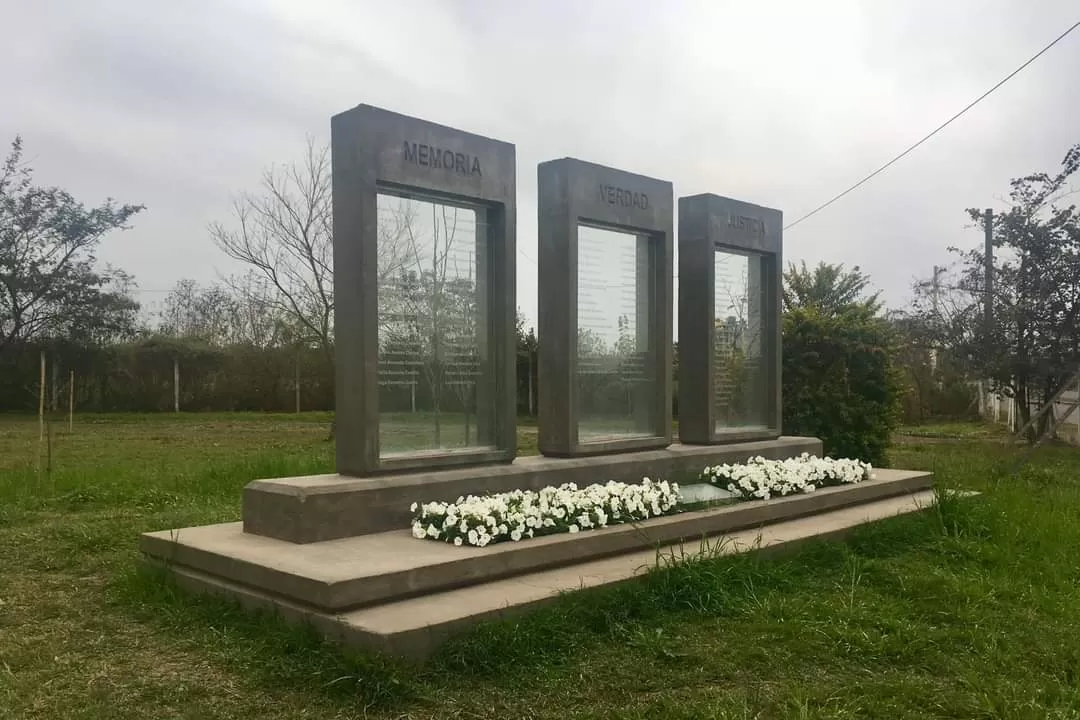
46,417,53,480
38,350,45,442
174,357,180,413
50,356,59,413
69,370,75,432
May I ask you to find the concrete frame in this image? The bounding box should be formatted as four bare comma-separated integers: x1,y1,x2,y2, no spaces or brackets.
678,193,783,445
331,104,516,476
537,158,674,457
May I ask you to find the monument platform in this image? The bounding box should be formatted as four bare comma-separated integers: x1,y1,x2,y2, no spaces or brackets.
243,437,824,542
141,465,934,660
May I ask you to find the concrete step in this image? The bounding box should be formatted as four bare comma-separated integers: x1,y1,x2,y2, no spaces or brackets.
166,488,940,660
141,469,932,612
241,437,823,542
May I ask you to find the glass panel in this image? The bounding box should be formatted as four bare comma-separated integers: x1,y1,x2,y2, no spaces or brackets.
376,193,494,457
576,225,658,443
713,250,769,432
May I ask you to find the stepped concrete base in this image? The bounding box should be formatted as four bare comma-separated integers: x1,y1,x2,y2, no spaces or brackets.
242,437,823,542
142,468,934,659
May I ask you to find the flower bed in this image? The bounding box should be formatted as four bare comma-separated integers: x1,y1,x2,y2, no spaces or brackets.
700,453,873,501
411,478,681,547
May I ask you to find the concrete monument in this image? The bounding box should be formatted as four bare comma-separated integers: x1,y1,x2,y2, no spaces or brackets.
537,158,674,457
332,104,517,476
678,193,782,444
138,105,940,662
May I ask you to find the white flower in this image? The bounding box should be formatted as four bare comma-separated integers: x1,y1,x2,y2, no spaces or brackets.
410,502,418,513
409,476,682,546
699,454,873,500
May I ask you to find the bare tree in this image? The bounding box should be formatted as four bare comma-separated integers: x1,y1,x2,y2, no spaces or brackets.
158,274,287,348
210,137,335,367
159,279,234,344
211,138,415,365
226,272,290,348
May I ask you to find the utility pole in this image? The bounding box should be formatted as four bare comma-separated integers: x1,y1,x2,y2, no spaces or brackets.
917,265,947,373
932,265,943,374
984,209,994,340
931,265,944,318
983,209,995,422
917,265,946,318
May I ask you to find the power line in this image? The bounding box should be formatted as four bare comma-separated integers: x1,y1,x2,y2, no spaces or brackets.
784,19,1080,232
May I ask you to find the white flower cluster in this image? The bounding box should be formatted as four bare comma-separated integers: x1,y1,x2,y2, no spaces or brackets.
700,453,874,501
410,478,681,547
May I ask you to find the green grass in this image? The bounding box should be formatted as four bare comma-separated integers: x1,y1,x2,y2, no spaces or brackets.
3,413,1080,718
898,419,1010,441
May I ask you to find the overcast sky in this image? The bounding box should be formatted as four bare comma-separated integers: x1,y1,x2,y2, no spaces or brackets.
5,0,1079,332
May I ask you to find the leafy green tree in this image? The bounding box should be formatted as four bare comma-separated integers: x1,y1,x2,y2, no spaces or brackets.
943,144,1080,442
0,136,142,353
783,261,881,315
781,263,901,465
783,303,902,466
516,311,538,416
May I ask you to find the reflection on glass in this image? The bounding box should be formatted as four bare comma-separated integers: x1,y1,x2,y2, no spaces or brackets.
576,225,658,443
376,193,494,456
713,250,769,432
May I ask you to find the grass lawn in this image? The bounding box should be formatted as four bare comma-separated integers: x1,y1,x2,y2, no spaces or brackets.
898,420,1011,441
2,413,1080,718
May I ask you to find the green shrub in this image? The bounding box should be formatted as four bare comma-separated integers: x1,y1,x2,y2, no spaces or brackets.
782,305,902,465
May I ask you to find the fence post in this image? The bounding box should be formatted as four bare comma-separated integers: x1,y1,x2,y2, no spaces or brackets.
174,357,180,413
69,370,74,432
50,356,59,413
38,350,45,442
295,355,301,414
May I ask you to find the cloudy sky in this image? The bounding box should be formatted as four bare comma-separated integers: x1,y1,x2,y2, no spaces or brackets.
5,0,1079,332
